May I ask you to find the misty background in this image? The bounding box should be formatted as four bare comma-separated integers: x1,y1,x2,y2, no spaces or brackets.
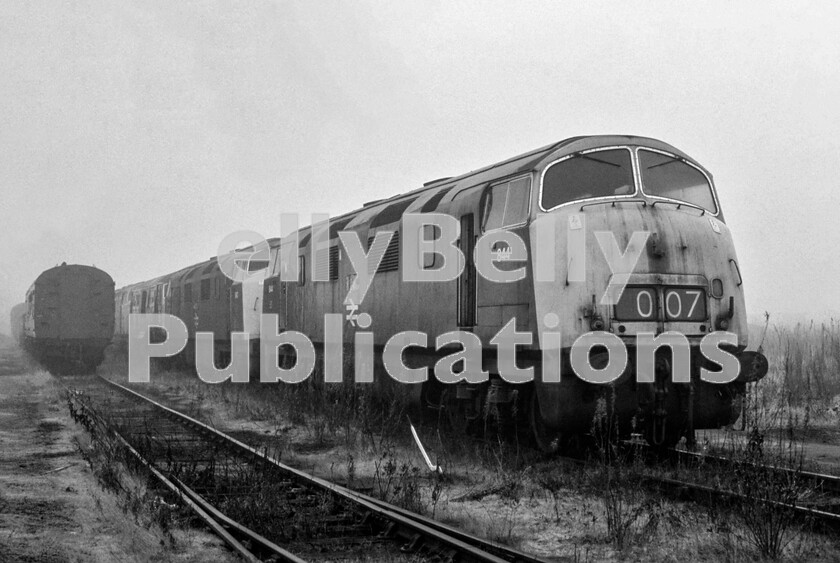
1,1,838,334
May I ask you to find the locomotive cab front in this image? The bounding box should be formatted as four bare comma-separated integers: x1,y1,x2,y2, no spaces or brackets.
528,137,767,449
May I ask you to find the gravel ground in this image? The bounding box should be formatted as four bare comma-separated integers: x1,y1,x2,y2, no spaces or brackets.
0,344,237,563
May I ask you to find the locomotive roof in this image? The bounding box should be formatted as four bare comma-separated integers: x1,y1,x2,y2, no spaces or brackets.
411,134,704,196
29,264,114,293
116,135,705,291
330,134,707,227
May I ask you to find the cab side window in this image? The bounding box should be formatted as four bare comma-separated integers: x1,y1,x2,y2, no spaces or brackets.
422,224,440,269
200,279,211,301
482,176,531,231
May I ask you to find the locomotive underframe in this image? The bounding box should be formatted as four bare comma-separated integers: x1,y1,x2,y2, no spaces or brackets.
416,343,758,450
216,338,761,450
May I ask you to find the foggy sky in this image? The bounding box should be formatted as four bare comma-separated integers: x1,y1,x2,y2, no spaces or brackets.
2,1,839,332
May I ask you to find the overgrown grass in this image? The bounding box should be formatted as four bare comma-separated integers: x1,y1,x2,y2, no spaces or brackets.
68,394,188,544
742,317,840,437
93,319,840,561
725,430,810,559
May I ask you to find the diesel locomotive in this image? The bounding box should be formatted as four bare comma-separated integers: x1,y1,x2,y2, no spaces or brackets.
115,135,768,449
21,263,115,374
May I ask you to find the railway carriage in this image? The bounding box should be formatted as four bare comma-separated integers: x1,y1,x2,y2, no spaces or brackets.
22,263,115,374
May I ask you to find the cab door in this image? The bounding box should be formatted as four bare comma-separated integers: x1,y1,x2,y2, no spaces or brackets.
263,276,286,330
229,283,244,332
268,241,296,332
457,213,477,327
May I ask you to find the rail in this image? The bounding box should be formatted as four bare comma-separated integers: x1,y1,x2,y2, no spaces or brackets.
66,375,550,563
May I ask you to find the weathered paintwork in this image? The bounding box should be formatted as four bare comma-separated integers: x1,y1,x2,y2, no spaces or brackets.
253,135,759,447
258,136,745,348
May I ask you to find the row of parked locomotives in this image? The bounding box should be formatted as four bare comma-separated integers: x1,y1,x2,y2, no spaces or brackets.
113,259,243,364
12,263,115,374
115,135,768,449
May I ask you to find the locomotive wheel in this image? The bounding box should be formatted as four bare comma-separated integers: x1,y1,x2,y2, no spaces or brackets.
530,392,562,454
419,381,442,417
440,386,467,434
431,383,486,435
642,419,684,449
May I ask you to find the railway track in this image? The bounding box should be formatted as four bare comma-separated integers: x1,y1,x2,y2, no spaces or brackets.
401,409,840,537
56,364,840,558
608,441,840,533
64,374,549,563
667,445,840,497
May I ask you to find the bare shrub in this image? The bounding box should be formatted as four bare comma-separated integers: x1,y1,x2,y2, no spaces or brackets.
535,469,565,522
744,318,840,436
589,395,661,551
718,427,810,559
372,446,423,513
68,397,185,542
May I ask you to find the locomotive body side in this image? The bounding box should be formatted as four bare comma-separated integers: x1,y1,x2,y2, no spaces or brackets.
262,140,555,349
114,259,234,368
